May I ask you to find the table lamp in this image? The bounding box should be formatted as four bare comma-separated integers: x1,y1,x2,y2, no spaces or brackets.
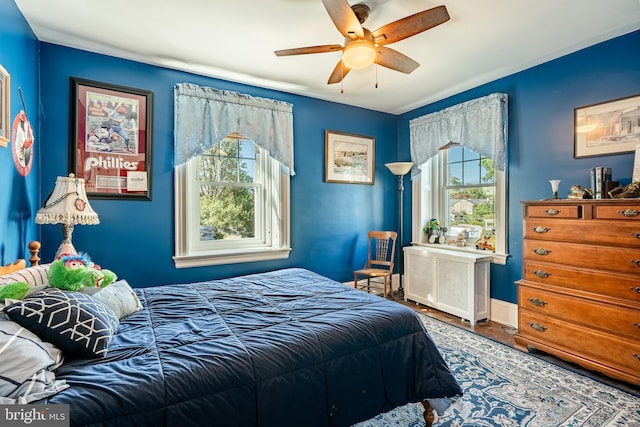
35,174,99,258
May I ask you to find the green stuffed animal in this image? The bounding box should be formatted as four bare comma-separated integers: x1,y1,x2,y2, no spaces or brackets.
48,253,117,292
0,282,30,301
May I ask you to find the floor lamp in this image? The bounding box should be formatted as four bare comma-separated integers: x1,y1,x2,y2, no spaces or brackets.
385,161,414,299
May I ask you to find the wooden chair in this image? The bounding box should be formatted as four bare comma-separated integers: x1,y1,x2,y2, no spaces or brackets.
354,231,397,298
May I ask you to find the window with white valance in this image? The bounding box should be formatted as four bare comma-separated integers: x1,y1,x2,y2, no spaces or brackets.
410,93,509,264
410,93,508,174
174,83,295,174
173,84,293,267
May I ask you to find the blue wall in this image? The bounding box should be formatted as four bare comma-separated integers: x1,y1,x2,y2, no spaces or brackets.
2,0,639,304
0,0,39,265
398,29,640,303
36,44,398,287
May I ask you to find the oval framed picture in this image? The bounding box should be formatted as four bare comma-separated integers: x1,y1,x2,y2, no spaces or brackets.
12,110,34,176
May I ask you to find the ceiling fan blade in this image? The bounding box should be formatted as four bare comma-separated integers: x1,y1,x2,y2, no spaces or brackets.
372,5,450,46
321,0,364,39
275,45,343,56
376,47,419,74
327,60,351,84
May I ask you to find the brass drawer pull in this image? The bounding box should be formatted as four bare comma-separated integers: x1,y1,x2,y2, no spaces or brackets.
632,260,640,267
544,209,560,216
532,269,550,278
634,323,640,329
632,287,640,294
533,248,551,256
528,297,547,307
618,209,640,217
634,354,640,362
632,233,640,239
528,322,547,332
532,226,550,233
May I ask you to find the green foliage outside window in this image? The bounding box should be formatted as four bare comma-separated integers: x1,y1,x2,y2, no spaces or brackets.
198,136,256,240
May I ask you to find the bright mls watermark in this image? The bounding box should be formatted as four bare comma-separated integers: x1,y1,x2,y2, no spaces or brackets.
0,405,69,426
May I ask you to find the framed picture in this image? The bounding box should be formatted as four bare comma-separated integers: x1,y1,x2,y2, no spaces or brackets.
574,94,640,158
70,77,153,199
325,130,375,184
0,64,9,147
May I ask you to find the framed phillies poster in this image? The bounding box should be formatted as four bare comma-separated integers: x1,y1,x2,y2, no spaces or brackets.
70,77,153,200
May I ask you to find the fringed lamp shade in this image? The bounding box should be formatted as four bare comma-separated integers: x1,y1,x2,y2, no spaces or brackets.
35,174,99,258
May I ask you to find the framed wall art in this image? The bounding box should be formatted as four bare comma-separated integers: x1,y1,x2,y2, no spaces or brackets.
70,77,153,199
574,93,640,158
325,130,375,184
0,64,9,147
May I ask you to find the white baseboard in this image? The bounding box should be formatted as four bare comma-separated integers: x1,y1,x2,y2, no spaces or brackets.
490,299,518,329
348,274,519,329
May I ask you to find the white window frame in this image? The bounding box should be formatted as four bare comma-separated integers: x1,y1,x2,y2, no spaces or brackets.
411,153,508,265
174,149,291,268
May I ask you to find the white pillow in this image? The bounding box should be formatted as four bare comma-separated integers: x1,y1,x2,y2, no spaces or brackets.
91,279,142,319
0,318,68,403
0,264,51,298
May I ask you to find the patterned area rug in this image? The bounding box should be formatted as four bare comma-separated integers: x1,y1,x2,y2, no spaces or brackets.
354,314,640,426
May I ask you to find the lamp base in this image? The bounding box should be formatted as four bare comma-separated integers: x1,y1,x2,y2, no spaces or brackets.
391,288,405,301
56,223,78,259
55,242,77,259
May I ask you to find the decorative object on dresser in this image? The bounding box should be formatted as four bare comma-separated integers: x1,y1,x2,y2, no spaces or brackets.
34,174,99,258
549,179,561,199
515,199,640,386
404,245,492,325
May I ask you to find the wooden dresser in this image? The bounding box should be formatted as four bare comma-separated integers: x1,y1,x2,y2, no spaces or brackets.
515,199,640,386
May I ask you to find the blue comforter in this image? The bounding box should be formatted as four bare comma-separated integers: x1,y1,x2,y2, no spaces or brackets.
44,268,461,426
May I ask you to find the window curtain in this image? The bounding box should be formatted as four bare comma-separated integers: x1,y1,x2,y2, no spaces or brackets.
409,93,508,174
174,83,295,175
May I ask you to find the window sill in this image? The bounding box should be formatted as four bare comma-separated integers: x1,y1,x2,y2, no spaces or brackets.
173,247,291,268
409,242,509,265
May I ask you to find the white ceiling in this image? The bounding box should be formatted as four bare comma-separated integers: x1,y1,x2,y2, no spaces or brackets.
15,0,640,115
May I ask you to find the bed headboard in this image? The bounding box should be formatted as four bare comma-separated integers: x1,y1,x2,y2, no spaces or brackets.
0,241,41,276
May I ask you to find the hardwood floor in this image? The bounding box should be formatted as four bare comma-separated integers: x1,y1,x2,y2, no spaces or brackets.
399,299,517,347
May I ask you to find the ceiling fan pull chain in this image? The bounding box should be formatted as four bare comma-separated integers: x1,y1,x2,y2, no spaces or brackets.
375,61,378,88
340,62,344,94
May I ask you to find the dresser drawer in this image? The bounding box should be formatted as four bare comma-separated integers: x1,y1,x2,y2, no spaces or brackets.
522,260,640,303
518,311,640,376
594,205,640,221
523,239,640,274
523,219,640,247
519,286,640,339
525,204,582,219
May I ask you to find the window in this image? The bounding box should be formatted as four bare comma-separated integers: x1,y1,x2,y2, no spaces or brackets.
174,134,290,268
173,83,294,268
412,145,508,264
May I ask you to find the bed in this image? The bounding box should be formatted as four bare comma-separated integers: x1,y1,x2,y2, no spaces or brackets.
1,242,462,427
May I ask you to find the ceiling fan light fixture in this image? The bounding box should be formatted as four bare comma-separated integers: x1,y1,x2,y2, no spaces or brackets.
342,39,376,69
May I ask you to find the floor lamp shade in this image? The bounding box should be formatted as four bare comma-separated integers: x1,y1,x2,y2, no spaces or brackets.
35,174,99,257
385,162,414,176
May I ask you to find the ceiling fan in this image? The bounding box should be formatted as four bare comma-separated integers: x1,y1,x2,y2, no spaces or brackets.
274,0,450,85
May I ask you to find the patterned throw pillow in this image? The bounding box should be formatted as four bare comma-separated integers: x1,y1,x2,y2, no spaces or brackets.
3,288,119,358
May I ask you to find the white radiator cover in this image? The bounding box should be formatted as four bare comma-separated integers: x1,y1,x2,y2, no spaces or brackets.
404,245,492,325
